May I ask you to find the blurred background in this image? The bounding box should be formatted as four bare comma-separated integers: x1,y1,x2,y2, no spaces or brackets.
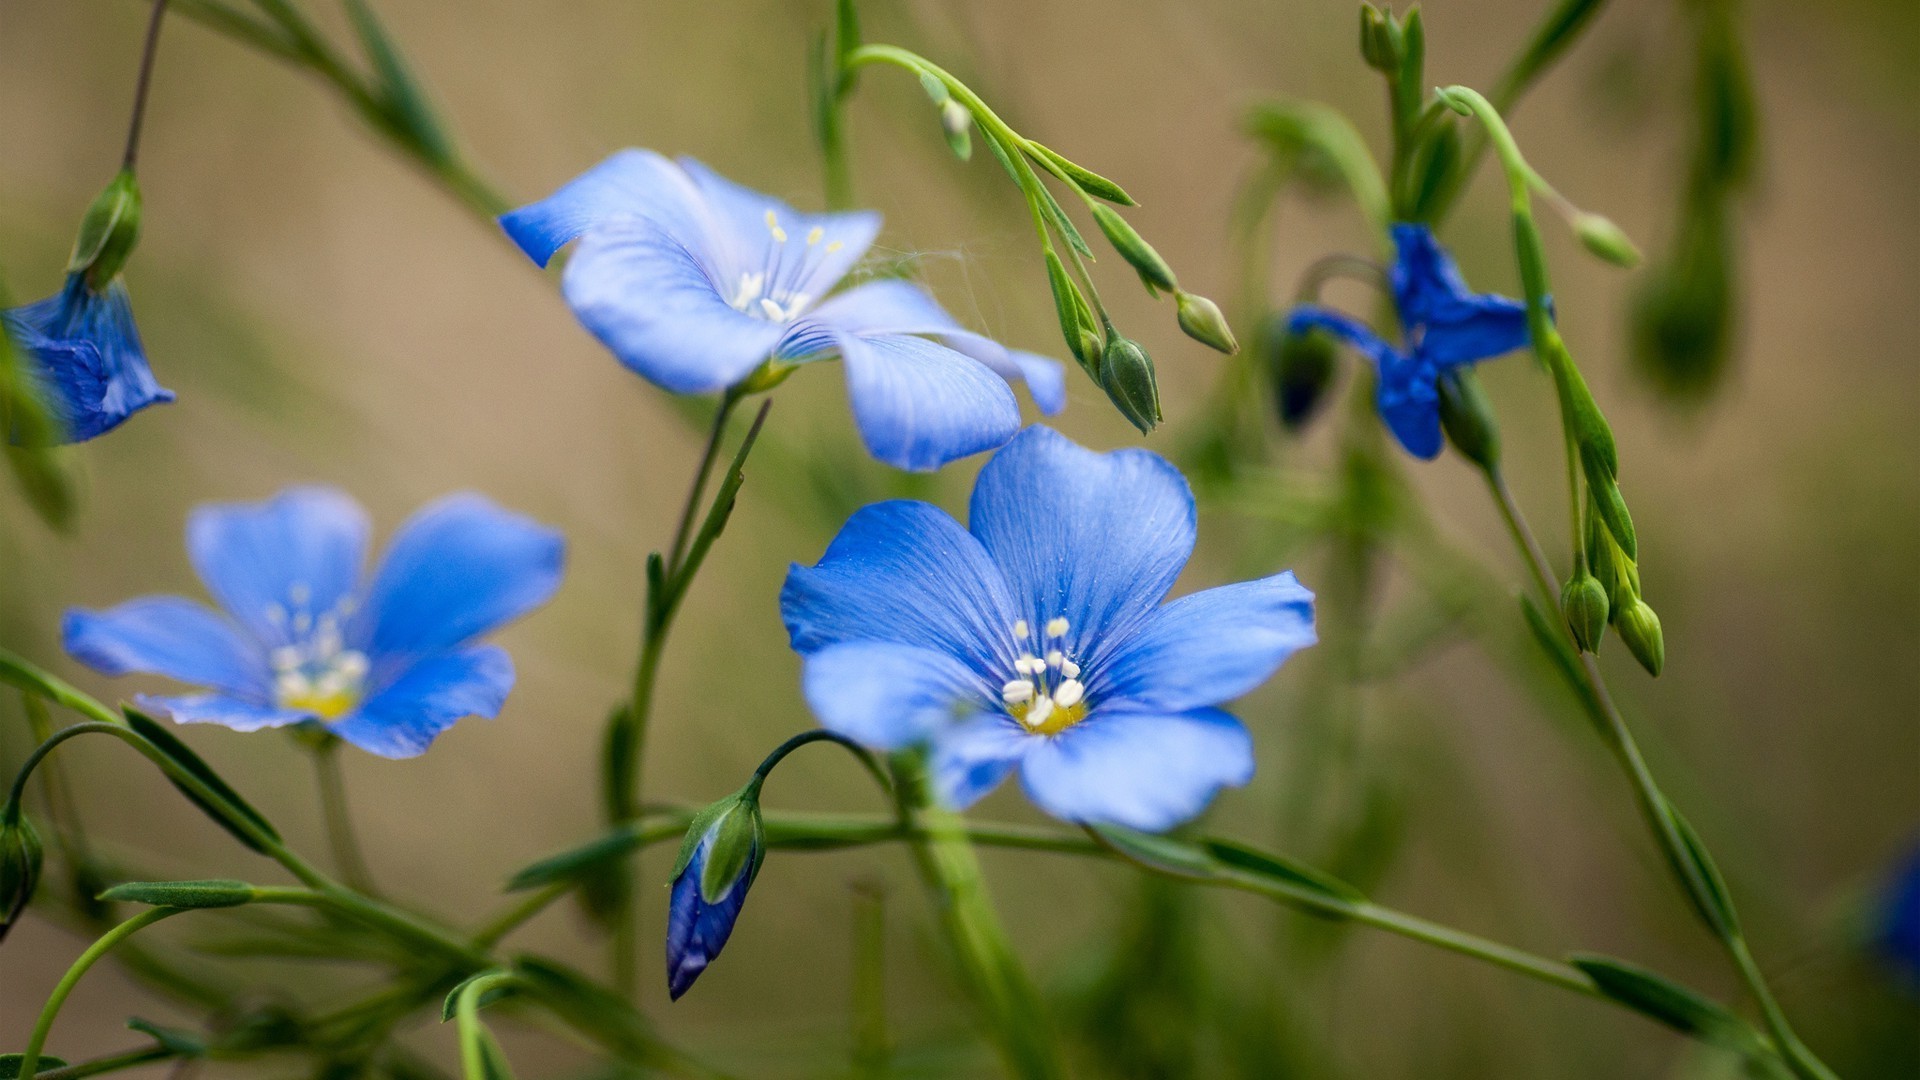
1,0,1915,1076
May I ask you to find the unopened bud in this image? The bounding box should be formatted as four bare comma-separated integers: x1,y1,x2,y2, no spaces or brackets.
667,787,766,1000
0,810,43,943
938,99,973,161
1099,335,1161,434
1359,4,1401,72
1560,574,1611,654
1089,205,1176,293
1574,213,1642,269
1263,314,1339,430
1436,369,1501,470
68,171,143,288
1614,598,1665,677
1044,252,1101,370
1175,291,1238,354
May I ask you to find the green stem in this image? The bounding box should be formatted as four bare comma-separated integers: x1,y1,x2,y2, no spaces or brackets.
469,880,569,950
748,729,891,794
120,0,171,172
16,907,184,1080
32,1045,175,1080
309,736,378,895
455,971,519,1080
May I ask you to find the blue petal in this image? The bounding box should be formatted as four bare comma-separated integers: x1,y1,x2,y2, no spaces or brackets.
359,494,563,670
186,487,369,649
1389,223,1533,367
928,713,1032,810
1418,294,1531,368
801,640,990,750
561,221,787,394
676,157,879,303
1877,842,1920,984
64,597,270,698
781,500,1018,676
967,426,1195,667
1377,362,1444,459
1285,305,1402,371
1097,572,1316,712
326,645,513,759
4,277,172,443
666,830,754,1000
1389,223,1476,326
1017,707,1253,831
135,692,308,732
498,148,700,267
837,331,1021,471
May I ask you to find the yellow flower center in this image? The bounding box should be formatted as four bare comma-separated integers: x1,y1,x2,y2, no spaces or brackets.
1000,616,1089,737
266,586,367,720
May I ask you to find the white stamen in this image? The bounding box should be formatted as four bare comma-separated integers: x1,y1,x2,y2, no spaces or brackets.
1060,659,1081,680
265,604,287,626
806,226,824,245
1046,650,1063,669
1015,655,1042,676
1012,620,1030,640
1052,679,1085,708
335,651,368,680
758,297,787,321
1001,679,1034,704
291,611,312,635
1046,617,1069,638
732,272,765,310
825,241,844,253
1025,695,1054,729
764,210,787,243
270,646,301,671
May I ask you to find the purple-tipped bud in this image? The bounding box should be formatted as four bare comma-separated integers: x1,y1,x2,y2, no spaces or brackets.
0,809,43,944
665,790,764,1000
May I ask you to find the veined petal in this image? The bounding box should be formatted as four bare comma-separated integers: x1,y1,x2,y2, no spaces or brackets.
562,221,786,394
928,713,1032,810
1018,707,1253,832
677,157,879,300
1418,294,1531,368
781,500,1018,675
135,692,308,732
186,487,370,649
837,332,1021,472
499,148,701,267
327,645,513,759
1097,572,1315,711
4,277,172,443
1389,223,1477,327
1285,305,1402,371
63,597,270,698
1376,360,1444,459
359,494,563,668
968,426,1195,665
800,640,989,750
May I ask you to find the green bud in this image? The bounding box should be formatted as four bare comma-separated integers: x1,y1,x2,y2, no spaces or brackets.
1436,369,1501,470
1614,598,1665,677
670,785,766,904
98,879,258,909
68,171,143,288
0,811,43,942
1088,205,1176,293
1264,316,1339,430
1044,252,1102,370
1560,574,1611,654
1573,212,1642,268
1175,291,1238,354
1099,335,1161,434
938,99,973,161
1359,4,1400,72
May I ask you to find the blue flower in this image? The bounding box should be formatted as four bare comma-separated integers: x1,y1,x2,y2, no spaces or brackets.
665,795,764,1000
1286,223,1531,458
500,150,1065,471
781,426,1316,832
62,487,564,758
1875,841,1920,988
3,274,172,443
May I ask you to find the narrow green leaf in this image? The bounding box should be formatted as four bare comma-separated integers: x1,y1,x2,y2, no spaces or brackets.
506,827,643,892
1088,824,1215,880
442,971,515,1023
1033,180,1092,258
1663,801,1741,938
513,958,681,1067
126,1017,207,1057
833,0,862,77
343,0,452,164
1025,142,1135,206
1203,839,1366,910
99,879,256,909
0,1055,68,1079
1569,954,1750,1047
0,649,115,724
124,708,281,853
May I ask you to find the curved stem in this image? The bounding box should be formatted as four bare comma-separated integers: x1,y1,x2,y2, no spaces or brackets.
16,907,184,1080
748,729,891,796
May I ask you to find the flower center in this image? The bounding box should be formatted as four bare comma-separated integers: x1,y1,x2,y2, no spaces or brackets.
265,584,367,720
727,211,843,323
1000,616,1088,737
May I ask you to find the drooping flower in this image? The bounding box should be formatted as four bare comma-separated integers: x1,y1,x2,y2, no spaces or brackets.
1285,222,1531,458
63,487,564,758
781,426,1316,832
665,789,765,1000
500,150,1065,472
3,275,173,443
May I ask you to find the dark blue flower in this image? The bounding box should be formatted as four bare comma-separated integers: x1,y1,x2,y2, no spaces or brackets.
665,796,763,1000
3,274,172,443
781,426,1316,832
1875,841,1920,988
1286,223,1531,458
500,150,1065,471
62,487,564,758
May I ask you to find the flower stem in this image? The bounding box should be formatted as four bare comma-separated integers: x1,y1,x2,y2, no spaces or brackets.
120,0,171,173
15,906,184,1080
309,735,378,895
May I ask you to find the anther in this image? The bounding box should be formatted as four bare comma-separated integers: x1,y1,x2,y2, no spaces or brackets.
806,226,824,246
1025,695,1054,729
1060,659,1081,679
1046,617,1069,638
1012,620,1030,640
1053,679,1084,708
1046,650,1063,669
764,210,787,243
1001,679,1034,704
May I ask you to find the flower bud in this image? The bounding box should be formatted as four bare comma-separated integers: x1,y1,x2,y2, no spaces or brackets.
1044,252,1101,371
0,810,43,943
1089,205,1176,293
1359,4,1401,72
1436,368,1501,470
666,788,765,1000
1573,213,1642,269
1263,315,1338,430
938,99,973,161
1614,598,1665,677
1560,573,1610,654
67,171,143,288
1175,291,1238,355
1098,335,1161,435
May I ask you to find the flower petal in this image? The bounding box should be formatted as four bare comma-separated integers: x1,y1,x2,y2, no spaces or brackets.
561,221,787,394
1018,707,1253,832
4,277,172,443
928,713,1032,810
800,640,989,750
676,157,879,301
1096,572,1316,712
666,830,753,1000
781,500,1018,675
967,426,1195,665
135,693,308,732
1389,223,1476,327
1389,223,1532,367
1285,305,1401,370
1376,361,1444,459
326,645,514,759
498,148,700,267
186,487,369,649
837,332,1022,471
63,598,270,698
1419,295,1531,368
359,494,563,668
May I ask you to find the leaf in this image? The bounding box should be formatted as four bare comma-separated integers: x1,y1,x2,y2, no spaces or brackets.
0,649,114,724
99,879,256,909
505,827,643,892
1570,954,1753,1050
833,0,862,77
1204,839,1367,913
512,957,677,1067
1662,801,1741,938
0,1056,68,1079
343,0,451,164
1025,142,1136,206
1033,180,1092,258
126,1017,207,1057
442,971,516,1023
1087,824,1215,880
124,708,281,853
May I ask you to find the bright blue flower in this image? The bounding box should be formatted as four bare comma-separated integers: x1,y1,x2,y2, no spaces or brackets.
781,426,1316,832
1286,223,1531,459
1875,841,1920,988
500,150,1065,472
3,274,172,443
665,804,762,1000
62,487,564,758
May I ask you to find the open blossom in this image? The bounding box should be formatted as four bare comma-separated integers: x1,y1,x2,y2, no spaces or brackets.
781,426,1315,832
1286,222,1532,458
3,275,172,443
63,487,563,758
500,150,1064,471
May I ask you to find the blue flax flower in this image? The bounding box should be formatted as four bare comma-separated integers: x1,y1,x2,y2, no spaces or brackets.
665,796,763,1000
1875,841,1920,988
63,487,564,758
3,274,172,442
500,150,1065,472
1286,223,1531,458
781,426,1316,832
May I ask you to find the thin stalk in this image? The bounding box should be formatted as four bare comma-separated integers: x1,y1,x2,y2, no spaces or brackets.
469,880,569,950
33,1045,175,1080
121,0,171,172
309,737,377,895
16,907,184,1080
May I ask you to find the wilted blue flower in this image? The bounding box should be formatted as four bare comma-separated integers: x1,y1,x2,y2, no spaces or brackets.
1875,841,1920,988
1286,223,1531,458
3,275,172,443
500,149,1065,471
665,792,764,1000
63,487,564,758
781,426,1316,832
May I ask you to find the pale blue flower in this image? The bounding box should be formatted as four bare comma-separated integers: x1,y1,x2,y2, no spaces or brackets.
3,275,172,443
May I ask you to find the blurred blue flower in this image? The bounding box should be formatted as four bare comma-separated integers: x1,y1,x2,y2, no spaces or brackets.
500,149,1064,471
781,426,1316,832
1875,841,1920,988
63,487,564,758
665,797,763,1000
1286,223,1531,458
3,275,172,443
